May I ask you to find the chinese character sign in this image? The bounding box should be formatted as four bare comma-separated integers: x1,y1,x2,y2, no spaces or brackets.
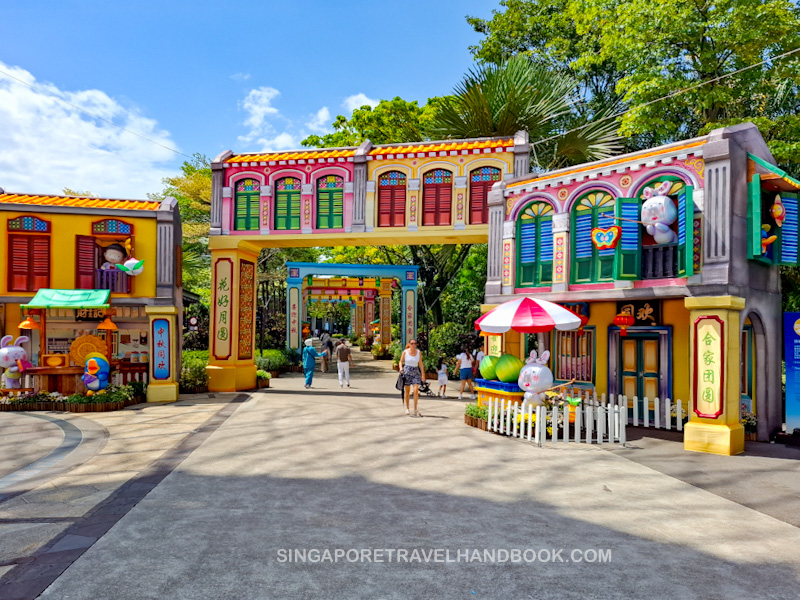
694,316,724,419
152,318,171,380
213,258,233,360
238,260,255,360
404,290,415,343
289,287,300,344
487,335,502,357
784,313,800,432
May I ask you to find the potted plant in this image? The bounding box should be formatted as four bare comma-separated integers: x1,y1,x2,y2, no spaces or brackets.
256,370,271,389
742,410,758,441
371,345,391,360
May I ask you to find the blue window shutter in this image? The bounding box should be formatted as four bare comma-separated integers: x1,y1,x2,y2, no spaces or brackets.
574,213,593,258
539,218,553,261
520,222,537,263
615,197,640,280
781,193,799,265
677,186,694,277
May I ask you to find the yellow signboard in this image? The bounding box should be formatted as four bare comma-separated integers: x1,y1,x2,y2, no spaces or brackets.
487,335,502,357
694,316,724,419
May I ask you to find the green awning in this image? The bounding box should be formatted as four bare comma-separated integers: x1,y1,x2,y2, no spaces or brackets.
21,289,110,309
748,153,800,190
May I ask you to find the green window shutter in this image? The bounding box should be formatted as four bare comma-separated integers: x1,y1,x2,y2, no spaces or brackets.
780,193,799,266
275,191,301,230
614,197,641,280
332,189,343,228
538,216,553,284
747,174,763,260
316,189,344,229
677,185,694,277
317,191,331,229
235,192,259,231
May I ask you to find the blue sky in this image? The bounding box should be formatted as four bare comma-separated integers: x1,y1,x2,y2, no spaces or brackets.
0,0,497,198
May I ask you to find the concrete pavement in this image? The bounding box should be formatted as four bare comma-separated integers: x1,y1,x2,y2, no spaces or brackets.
29,352,800,599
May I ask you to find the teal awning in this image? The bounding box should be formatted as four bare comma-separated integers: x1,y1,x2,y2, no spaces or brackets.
21,289,110,309
748,153,800,190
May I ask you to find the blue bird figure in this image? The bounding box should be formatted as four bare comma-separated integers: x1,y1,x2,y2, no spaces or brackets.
83,353,110,395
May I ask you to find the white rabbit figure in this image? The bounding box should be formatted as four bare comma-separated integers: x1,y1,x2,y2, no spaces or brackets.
518,350,554,410
0,335,30,389
641,180,678,245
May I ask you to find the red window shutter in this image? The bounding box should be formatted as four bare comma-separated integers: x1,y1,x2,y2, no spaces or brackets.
470,180,489,224
8,235,31,292
392,187,406,227
75,236,96,289
30,236,50,290
423,186,438,226
378,188,393,227
438,186,452,226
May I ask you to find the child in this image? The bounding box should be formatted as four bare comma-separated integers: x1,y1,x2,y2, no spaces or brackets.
437,358,449,398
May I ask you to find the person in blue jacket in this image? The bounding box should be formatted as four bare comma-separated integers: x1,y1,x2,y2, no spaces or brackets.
302,338,323,388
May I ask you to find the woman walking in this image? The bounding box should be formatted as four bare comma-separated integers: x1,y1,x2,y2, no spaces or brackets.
302,338,323,389
398,339,424,417
455,347,476,400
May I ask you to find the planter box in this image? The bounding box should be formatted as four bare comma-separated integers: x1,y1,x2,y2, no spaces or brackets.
269,370,280,379
478,418,488,431
745,432,757,441
392,364,399,371
258,379,270,389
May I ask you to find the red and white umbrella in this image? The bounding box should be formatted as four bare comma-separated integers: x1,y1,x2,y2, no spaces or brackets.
475,297,582,334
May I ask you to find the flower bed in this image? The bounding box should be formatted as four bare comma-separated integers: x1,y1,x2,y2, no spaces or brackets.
0,384,139,412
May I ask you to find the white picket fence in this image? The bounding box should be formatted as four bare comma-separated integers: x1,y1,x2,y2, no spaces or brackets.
484,393,688,447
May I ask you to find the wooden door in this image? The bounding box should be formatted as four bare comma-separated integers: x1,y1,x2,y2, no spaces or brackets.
620,334,660,414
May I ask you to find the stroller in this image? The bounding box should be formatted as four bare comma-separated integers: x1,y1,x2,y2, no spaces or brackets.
398,375,439,401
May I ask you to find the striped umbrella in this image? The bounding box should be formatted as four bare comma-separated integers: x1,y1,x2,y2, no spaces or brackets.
475,297,582,334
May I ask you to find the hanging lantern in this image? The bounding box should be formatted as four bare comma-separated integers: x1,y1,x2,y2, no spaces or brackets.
613,312,635,336
578,314,589,336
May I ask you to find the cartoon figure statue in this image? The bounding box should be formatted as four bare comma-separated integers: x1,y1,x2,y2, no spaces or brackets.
771,194,786,228
101,243,127,270
116,257,145,276
82,352,111,395
518,350,553,410
0,335,30,389
641,181,678,245
762,225,778,255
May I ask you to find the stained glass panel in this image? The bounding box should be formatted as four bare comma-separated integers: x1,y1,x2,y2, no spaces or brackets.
276,177,302,191
423,169,452,184
317,175,344,190
236,178,260,192
471,167,501,182
379,172,406,186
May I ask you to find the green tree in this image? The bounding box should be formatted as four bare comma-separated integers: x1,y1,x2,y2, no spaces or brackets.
302,97,444,148
571,0,800,142
428,54,622,169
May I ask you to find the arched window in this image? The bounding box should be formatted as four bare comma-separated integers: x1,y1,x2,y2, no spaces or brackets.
422,168,453,226
274,177,302,231
7,216,50,292
91,219,133,235
316,175,344,229
234,178,260,231
378,171,406,227
571,191,616,283
469,167,501,224
517,202,554,287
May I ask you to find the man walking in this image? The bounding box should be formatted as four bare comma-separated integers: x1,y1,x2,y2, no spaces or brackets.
335,340,354,388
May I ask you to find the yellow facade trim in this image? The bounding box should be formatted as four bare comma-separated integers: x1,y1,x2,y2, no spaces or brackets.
684,296,746,310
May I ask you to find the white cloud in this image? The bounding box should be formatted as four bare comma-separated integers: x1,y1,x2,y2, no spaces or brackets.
230,72,251,82
0,61,179,198
240,86,281,134
305,106,331,133
343,93,379,113
256,132,300,151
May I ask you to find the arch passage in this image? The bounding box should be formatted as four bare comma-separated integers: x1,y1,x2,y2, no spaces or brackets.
422,169,452,226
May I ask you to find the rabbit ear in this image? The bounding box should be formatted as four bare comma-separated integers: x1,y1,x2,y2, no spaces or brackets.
642,187,654,199
657,181,672,196
529,350,538,363
14,336,29,346
0,335,12,349
539,350,550,364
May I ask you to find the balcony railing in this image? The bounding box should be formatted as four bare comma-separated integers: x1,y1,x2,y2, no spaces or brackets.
95,269,131,293
641,244,678,279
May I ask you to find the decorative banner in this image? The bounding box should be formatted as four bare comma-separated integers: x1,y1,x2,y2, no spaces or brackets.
288,288,300,347
553,233,566,284
152,318,171,380
502,241,512,286
693,316,724,419
784,313,800,432
380,296,391,345
75,308,105,321
592,226,622,250
405,290,415,343
238,260,255,360
356,304,365,337
616,300,660,326
487,335,502,357
213,258,233,360
365,301,375,337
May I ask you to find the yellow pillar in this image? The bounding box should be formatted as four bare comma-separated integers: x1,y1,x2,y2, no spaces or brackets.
145,305,179,402
683,296,746,456
207,244,258,392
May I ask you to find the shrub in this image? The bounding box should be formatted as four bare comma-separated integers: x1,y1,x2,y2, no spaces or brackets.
371,345,391,359
129,380,148,399
180,351,209,393
282,347,301,366
183,350,209,364
389,340,403,365
256,370,271,380
428,322,476,359
255,349,288,371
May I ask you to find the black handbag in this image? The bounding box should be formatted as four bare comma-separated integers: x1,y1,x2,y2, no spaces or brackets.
395,371,405,392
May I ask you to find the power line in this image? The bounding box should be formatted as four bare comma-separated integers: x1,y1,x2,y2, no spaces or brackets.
530,45,800,148
0,67,194,160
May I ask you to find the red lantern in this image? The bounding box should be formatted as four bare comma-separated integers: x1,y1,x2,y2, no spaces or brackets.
578,314,589,336
614,312,635,336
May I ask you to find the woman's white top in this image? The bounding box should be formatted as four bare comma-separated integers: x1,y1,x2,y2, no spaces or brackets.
456,353,474,369
403,350,420,367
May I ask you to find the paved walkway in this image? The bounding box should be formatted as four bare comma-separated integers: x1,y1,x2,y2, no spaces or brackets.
16,351,800,599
